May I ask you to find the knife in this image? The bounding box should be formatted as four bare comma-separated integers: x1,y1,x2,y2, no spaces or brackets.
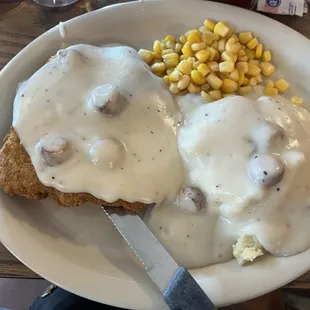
103,207,217,310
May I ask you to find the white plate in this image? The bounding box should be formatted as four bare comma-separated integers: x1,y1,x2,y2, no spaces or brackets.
0,1,310,309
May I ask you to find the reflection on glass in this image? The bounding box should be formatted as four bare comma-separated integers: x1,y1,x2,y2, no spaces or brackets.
33,0,79,7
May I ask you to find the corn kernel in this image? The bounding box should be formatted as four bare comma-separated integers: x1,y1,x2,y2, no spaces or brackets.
187,57,196,66
182,42,193,58
193,61,201,70
153,40,162,56
226,42,241,54
166,41,176,50
175,43,183,54
245,48,255,60
201,33,219,45
165,35,176,43
169,82,180,94
227,36,236,44
221,79,238,93
207,61,219,72
164,58,178,68
238,49,246,57
188,82,201,93
211,41,218,50
238,72,245,86
187,33,201,44
195,50,210,62
207,47,217,61
265,80,274,88
260,62,275,77
229,69,239,82
186,29,201,37
177,60,192,75
201,83,211,92
262,50,272,62
238,86,252,95
191,70,206,85
275,78,289,93
151,62,166,73
208,89,222,100
179,55,186,61
247,38,258,50
255,74,263,83
166,69,173,75
168,70,183,82
249,59,259,66
255,43,263,58
249,77,257,86
163,75,170,85
162,53,179,61
214,50,221,62
177,75,190,90
197,63,211,76
201,90,212,102
223,93,235,98
204,19,216,31
238,32,253,44
206,74,223,90
264,87,278,96
138,49,154,64
179,35,187,44
221,51,236,62
224,25,234,40
199,25,208,33
219,60,235,73
291,96,303,106
247,64,261,77
162,48,175,55
218,39,226,53
238,55,248,62
236,62,249,74
243,77,250,86
214,22,230,37
191,42,206,51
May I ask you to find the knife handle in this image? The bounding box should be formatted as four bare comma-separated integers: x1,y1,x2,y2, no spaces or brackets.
163,267,217,310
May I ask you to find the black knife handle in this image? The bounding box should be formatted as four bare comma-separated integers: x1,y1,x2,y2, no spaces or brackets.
163,267,217,310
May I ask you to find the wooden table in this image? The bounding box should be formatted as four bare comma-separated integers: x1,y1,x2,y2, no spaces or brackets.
0,0,309,297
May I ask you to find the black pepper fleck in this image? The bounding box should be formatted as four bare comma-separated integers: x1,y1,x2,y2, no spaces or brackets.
205,114,208,116
21,94,24,97
257,218,261,222
52,177,55,180
277,188,280,191
84,113,87,116
187,235,190,238
150,131,154,134
159,149,162,152
263,171,267,175
158,110,161,113
129,94,132,97
159,226,162,230
133,153,136,156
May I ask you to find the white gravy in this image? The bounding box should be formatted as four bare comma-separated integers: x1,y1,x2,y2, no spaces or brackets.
12,44,310,269
13,45,184,204
146,94,310,268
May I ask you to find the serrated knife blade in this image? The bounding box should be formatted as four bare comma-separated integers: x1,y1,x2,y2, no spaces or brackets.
103,207,217,310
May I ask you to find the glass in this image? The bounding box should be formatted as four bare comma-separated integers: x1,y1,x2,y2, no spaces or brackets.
33,0,78,7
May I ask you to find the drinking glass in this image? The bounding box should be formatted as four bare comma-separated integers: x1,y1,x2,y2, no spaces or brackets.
33,0,79,7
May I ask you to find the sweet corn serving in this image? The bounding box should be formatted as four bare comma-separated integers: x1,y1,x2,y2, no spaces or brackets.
138,19,301,104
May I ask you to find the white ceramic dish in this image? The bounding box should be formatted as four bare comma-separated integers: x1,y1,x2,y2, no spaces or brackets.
0,1,310,309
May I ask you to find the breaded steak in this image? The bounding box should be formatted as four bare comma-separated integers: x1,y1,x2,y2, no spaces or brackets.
0,128,147,210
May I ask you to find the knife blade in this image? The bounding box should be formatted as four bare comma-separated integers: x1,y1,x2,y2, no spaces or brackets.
103,207,217,310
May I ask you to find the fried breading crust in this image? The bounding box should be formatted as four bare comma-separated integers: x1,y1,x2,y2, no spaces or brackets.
0,128,147,210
